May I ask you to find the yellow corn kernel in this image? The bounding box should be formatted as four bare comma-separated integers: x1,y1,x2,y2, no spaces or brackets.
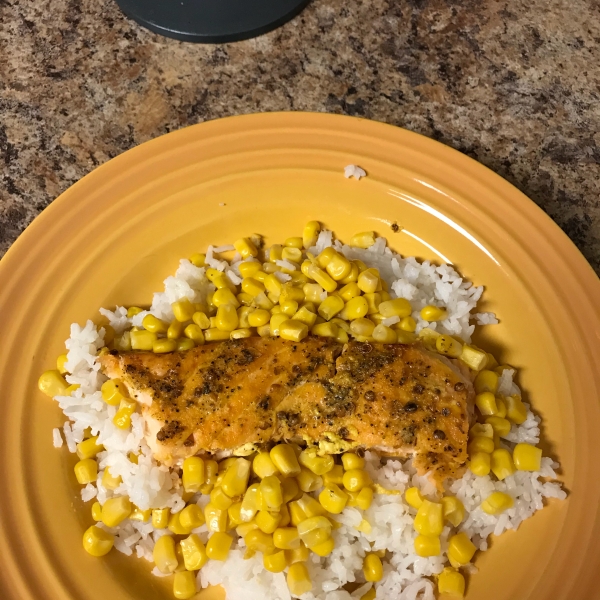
372,324,397,344
378,298,411,318
468,435,495,454
306,264,337,293
178,505,204,531
495,396,507,418
405,487,424,509
129,506,151,522
245,308,269,328
126,306,143,318
355,487,373,511
212,287,239,309
341,453,364,470
414,499,444,536
297,516,332,547
285,544,310,565
460,344,488,371
129,329,158,351
296,495,327,519
299,448,334,475
76,436,104,460
303,282,325,304
238,261,260,279
469,452,491,476
506,395,527,424
435,335,463,358
351,231,376,249
203,327,230,342
470,423,494,439
279,284,305,304
290,306,317,328
273,527,300,550
173,570,197,600
345,490,360,507
513,443,542,471
56,354,69,374
279,319,309,342
310,536,335,557
244,528,275,553
322,465,344,487
259,549,286,573
205,531,233,561
420,305,448,322
101,467,121,490
91,501,103,521
337,282,359,301
151,338,176,353
152,508,170,529
74,459,97,484
239,278,263,298
319,484,348,514
112,397,136,429
279,503,291,527
230,328,252,340
153,535,178,573
260,475,283,510
251,453,276,479
350,318,375,338
355,519,372,534
142,314,168,334
38,369,69,397
357,268,379,294
474,369,499,394
166,511,192,535
448,532,477,565
363,553,384,581
167,319,185,340
317,295,344,321
240,483,261,522
340,296,368,321
204,503,228,533
342,469,372,493
279,300,298,317
442,496,465,527
396,316,416,332
313,247,334,268
438,567,465,597
266,244,282,263
360,588,377,600
414,534,441,557
171,299,195,322
101,496,132,527
82,525,114,557
280,248,301,264
188,252,206,267
325,253,352,281
281,478,300,504
221,458,251,498
234,237,258,259
311,322,338,338
490,448,516,480
269,313,288,337
303,221,320,248
297,467,323,493
256,510,282,534
481,491,514,515
287,562,312,596
475,392,498,416
270,444,301,478
102,380,126,406
485,416,511,437
214,304,238,332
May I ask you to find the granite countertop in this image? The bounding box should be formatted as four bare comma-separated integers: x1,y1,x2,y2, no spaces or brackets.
1,0,599,273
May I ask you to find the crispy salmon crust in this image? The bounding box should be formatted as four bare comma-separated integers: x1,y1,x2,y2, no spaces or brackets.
100,337,474,483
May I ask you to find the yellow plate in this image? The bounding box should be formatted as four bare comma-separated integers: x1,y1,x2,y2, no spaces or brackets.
0,113,599,600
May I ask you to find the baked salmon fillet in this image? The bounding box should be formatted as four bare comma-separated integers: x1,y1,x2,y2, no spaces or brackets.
100,337,474,482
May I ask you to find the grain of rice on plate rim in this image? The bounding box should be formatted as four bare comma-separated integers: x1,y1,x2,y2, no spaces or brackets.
45,216,566,600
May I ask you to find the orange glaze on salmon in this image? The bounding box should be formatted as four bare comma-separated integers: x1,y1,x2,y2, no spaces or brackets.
100,337,474,483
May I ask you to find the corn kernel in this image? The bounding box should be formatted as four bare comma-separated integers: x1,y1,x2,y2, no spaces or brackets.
460,344,488,371
101,496,132,527
475,392,498,416
323,465,345,487
129,506,151,522
339,296,368,321
341,453,364,470
101,467,121,490
90,501,103,521
298,448,334,475
360,588,377,600
438,567,465,597
420,305,447,322
74,458,97,484
279,319,309,342
442,496,465,527
312,322,339,338
318,484,348,514
287,562,312,596
398,315,417,332
38,369,69,398
82,525,114,557
357,268,379,294
474,369,499,394
351,231,376,248
256,510,282,534
342,469,372,492
378,298,411,318
281,478,300,504
414,499,444,536
244,528,275,553
302,221,320,248
436,335,463,358
233,238,258,259
246,308,269,327
285,544,310,565
206,531,233,561
221,458,251,497
325,252,352,281
260,475,283,510
306,264,337,293
273,527,300,550
230,328,252,339
506,395,527,424
76,436,104,460
485,416,511,437
141,314,168,334
204,503,228,533
152,508,170,529
270,444,301,478
513,443,542,471
350,318,375,338
316,295,344,321
363,553,384,581
468,435,495,454
414,534,441,557
481,491,514,515
297,515,332,547
448,532,477,565
55,354,69,375
240,483,261,522
490,448,516,480
269,313,288,336
405,486,424,509
469,452,491,476
167,319,185,340
372,324,397,344
204,327,230,342
112,397,136,429
310,536,335,557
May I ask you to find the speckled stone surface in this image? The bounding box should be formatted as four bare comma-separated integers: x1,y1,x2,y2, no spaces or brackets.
1,0,599,273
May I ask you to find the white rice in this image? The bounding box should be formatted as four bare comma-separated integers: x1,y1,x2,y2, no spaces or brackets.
50,230,565,599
